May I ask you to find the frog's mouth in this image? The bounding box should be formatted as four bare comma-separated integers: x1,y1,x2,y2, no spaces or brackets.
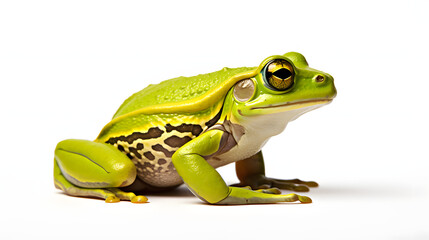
251,98,333,111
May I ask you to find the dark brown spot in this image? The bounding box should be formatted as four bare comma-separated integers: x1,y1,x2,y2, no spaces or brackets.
106,127,164,145
129,147,142,159
154,166,163,174
138,161,155,171
203,120,244,159
203,131,236,160
136,143,144,150
152,144,175,158
158,158,167,165
167,162,176,171
143,162,154,168
205,108,222,127
117,145,125,152
143,151,155,160
165,123,203,136
218,131,238,155
164,135,192,148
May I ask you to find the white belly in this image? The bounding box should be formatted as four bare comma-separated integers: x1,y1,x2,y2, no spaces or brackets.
207,103,328,168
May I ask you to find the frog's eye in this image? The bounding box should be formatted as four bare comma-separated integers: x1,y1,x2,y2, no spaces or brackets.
264,59,294,91
234,79,255,102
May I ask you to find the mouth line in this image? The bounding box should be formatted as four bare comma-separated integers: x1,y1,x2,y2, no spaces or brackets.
251,99,333,110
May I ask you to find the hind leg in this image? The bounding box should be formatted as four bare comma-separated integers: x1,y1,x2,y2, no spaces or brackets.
54,139,147,203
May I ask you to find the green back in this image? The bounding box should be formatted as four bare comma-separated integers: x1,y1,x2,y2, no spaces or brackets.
113,66,256,118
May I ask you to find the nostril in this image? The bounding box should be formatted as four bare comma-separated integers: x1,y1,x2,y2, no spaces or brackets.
315,75,325,83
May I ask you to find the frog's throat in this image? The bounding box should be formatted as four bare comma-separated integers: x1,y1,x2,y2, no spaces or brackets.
232,100,332,150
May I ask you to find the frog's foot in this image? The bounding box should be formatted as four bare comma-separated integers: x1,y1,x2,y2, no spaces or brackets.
55,178,148,203
239,185,282,194
55,167,148,203
215,187,312,205
233,175,318,192
107,188,148,203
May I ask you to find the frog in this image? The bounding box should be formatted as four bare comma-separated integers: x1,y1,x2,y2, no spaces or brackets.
54,52,337,204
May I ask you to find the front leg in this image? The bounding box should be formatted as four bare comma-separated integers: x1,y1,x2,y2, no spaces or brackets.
172,130,311,204
234,151,318,192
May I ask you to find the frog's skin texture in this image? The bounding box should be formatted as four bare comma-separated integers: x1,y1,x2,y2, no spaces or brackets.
54,52,337,204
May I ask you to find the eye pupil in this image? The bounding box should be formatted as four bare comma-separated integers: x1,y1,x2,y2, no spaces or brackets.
273,68,292,79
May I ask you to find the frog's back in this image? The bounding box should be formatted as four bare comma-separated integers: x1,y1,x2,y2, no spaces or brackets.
113,67,255,118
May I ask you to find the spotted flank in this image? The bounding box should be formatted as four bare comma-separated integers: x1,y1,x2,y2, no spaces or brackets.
106,127,164,145
165,123,203,136
103,107,223,187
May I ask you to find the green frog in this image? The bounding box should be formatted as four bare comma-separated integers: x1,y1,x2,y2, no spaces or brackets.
54,52,336,204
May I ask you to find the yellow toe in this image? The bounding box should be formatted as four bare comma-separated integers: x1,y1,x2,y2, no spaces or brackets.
298,195,312,203
105,196,120,203
131,195,149,204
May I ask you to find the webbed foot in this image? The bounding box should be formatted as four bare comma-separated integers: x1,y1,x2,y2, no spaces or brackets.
215,187,312,204
55,171,149,203
107,188,148,203
240,185,282,194
232,175,318,192
101,191,148,203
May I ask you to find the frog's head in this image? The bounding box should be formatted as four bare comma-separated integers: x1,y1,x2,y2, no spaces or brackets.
228,52,337,136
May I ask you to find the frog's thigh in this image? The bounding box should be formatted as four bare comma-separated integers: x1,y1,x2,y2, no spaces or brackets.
54,160,117,201
54,139,137,200
172,130,230,204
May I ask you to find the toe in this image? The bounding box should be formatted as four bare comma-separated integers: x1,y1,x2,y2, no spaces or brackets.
293,185,310,192
304,181,319,187
298,195,312,203
131,195,149,203
105,196,120,203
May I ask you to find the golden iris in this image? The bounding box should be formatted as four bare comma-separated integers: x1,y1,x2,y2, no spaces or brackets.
265,59,294,91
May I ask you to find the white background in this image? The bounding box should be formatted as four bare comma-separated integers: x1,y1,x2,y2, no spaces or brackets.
1,0,428,239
